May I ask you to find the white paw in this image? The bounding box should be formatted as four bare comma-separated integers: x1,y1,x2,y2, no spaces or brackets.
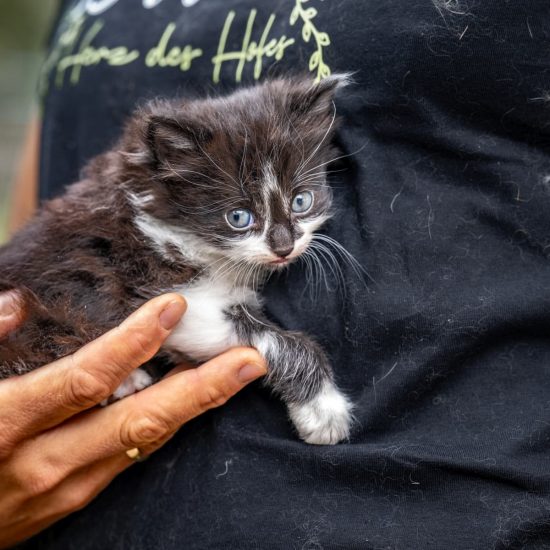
288,382,353,445
101,370,153,405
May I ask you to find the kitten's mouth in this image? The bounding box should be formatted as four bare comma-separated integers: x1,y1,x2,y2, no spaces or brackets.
266,244,308,267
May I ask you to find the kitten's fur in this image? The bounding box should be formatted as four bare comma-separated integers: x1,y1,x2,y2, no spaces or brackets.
0,76,352,444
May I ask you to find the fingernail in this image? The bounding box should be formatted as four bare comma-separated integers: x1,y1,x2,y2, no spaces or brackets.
238,363,267,384
159,300,186,330
0,291,20,318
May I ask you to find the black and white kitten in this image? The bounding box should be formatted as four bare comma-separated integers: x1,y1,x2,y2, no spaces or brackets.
0,75,353,444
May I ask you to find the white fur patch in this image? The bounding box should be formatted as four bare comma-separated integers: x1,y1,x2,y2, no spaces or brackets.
164,277,258,362
288,381,353,444
231,232,274,264
290,214,331,259
127,191,155,208
263,162,284,209
321,72,353,90
111,369,153,401
253,331,278,358
133,211,220,264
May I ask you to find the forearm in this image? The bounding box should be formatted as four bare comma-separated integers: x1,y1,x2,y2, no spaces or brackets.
8,116,40,235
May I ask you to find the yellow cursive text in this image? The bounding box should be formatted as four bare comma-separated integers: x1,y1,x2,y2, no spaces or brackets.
212,10,295,84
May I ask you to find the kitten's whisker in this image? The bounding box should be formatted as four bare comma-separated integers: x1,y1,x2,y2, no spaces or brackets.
281,99,306,171
161,161,227,188
169,196,242,215
294,101,337,180
205,257,228,278
312,248,330,295
195,142,240,187
238,128,248,193
237,260,254,288
297,183,332,189
309,242,346,297
161,166,239,195
294,172,327,182
252,263,264,293
292,181,329,192
299,249,320,301
177,179,234,192
209,256,240,284
298,144,367,180
303,246,330,295
241,301,271,329
312,234,374,285
162,166,222,181
306,249,324,300
293,168,347,187
310,168,347,176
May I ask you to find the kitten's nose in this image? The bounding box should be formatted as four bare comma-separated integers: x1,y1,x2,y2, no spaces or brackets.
269,224,294,258
273,243,294,258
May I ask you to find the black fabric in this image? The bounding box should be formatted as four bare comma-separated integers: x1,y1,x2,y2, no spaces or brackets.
25,1,550,548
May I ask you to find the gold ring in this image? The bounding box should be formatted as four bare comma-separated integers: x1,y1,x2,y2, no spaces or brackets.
125,447,146,462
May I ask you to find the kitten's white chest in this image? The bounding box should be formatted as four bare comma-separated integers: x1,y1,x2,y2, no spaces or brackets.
163,277,257,362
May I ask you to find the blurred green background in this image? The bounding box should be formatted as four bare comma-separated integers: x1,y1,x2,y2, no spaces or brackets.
0,0,59,243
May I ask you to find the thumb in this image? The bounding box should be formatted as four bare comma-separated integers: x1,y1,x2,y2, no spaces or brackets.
0,290,24,338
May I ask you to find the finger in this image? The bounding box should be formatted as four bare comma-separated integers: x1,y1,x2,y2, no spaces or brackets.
45,453,130,516
162,361,195,378
18,348,265,475
1,454,130,549
0,290,24,338
0,293,187,450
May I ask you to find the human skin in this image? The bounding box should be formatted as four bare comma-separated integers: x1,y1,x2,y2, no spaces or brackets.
0,290,266,548
8,116,39,235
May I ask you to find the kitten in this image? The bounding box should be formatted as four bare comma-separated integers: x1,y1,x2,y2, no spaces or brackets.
0,75,353,444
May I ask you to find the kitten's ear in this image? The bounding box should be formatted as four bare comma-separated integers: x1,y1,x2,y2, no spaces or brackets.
146,114,212,166
288,73,351,118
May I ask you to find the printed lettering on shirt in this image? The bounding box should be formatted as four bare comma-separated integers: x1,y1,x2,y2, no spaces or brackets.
41,0,333,94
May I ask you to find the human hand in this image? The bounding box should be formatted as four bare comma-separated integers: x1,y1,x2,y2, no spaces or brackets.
0,292,266,548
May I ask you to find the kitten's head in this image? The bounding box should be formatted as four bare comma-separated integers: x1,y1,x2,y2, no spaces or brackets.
123,75,349,270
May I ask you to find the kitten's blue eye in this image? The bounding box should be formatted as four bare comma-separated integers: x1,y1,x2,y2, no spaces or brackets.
292,191,313,214
226,208,254,229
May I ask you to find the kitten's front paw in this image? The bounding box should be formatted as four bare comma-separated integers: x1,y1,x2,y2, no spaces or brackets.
101,369,153,405
288,381,353,445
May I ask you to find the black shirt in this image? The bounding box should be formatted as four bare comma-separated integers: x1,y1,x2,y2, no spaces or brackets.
27,0,550,548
